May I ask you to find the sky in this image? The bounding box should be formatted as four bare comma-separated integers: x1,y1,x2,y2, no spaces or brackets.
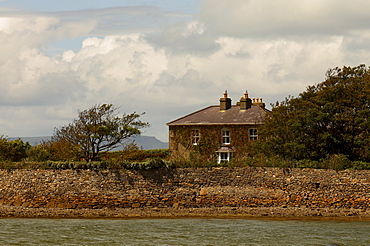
1,0,370,142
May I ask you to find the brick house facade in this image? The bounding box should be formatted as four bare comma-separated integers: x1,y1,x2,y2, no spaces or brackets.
167,91,270,163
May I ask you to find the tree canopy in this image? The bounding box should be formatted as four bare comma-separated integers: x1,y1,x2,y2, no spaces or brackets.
52,104,149,161
0,136,31,162
256,64,370,162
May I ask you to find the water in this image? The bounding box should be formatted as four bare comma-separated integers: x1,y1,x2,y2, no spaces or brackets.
0,218,369,245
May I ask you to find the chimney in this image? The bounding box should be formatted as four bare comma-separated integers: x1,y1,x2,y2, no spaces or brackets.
252,97,266,109
239,90,252,111
219,90,232,111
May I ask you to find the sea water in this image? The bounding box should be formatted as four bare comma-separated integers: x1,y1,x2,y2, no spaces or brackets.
0,218,368,245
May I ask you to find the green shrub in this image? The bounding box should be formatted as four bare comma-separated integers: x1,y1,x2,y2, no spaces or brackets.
321,154,350,170
26,145,51,162
348,161,370,170
123,158,171,170
41,140,81,161
0,160,18,170
0,137,31,162
40,161,109,170
167,156,192,168
295,159,321,169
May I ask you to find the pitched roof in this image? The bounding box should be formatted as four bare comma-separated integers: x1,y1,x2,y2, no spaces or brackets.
216,146,235,152
167,105,270,126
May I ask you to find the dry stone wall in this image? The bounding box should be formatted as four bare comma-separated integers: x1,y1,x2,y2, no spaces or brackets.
0,167,369,210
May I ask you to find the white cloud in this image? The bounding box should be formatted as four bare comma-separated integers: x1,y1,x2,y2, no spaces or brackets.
0,2,370,142
0,16,58,34
198,0,370,38
182,21,205,37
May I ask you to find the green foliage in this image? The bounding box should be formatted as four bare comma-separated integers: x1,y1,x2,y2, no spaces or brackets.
26,145,51,162
0,161,50,170
40,158,171,171
52,104,149,161
321,154,351,171
167,152,218,168
123,158,172,170
0,154,369,170
166,156,194,168
234,154,295,168
120,143,147,161
41,139,81,161
105,144,171,170
44,161,111,170
295,159,321,169
0,134,170,170
108,143,169,162
349,161,370,170
256,65,370,162
0,136,31,162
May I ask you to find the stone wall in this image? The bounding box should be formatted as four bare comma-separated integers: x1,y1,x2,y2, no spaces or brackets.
0,167,369,210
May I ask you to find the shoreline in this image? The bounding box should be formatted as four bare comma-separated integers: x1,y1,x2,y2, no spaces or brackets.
1,206,370,221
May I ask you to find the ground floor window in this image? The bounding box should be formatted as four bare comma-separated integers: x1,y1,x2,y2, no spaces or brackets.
218,152,232,163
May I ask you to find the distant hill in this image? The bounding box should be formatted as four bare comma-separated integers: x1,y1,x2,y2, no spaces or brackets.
130,136,168,150
7,135,168,150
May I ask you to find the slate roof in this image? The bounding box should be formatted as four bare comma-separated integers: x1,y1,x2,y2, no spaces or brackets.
167,105,270,126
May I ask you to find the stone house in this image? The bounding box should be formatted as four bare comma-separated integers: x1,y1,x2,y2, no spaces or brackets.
167,91,270,163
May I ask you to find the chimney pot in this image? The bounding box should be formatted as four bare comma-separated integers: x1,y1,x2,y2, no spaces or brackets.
244,90,248,98
251,97,266,109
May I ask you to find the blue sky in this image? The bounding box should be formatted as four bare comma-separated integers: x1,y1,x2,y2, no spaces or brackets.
1,0,370,142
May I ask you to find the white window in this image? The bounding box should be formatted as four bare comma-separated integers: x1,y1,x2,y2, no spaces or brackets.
218,152,232,163
191,129,200,145
249,128,258,140
221,129,230,145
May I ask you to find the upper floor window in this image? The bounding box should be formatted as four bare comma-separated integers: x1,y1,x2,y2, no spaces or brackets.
221,129,230,145
191,129,200,145
249,128,258,140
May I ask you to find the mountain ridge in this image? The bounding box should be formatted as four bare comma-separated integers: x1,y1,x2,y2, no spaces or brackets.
7,135,168,150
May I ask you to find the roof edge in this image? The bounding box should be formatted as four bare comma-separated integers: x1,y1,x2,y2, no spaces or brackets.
166,105,217,125
168,123,264,126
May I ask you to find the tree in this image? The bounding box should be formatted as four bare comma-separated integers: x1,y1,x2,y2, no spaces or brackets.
52,104,149,161
0,136,31,162
256,65,370,162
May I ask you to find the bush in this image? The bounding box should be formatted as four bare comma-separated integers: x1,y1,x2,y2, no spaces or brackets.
41,140,81,161
27,145,51,162
321,154,350,170
0,137,31,162
295,159,321,169
348,161,370,170
123,158,172,170
119,148,169,162
41,161,115,170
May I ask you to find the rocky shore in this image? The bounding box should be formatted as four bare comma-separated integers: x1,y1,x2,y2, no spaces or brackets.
0,167,370,219
1,205,370,220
